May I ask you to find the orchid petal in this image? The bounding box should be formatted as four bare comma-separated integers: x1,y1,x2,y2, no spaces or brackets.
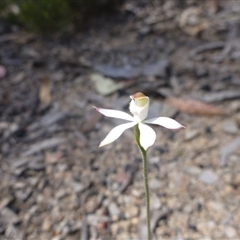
93,107,134,121
99,122,137,147
144,117,185,129
138,123,156,151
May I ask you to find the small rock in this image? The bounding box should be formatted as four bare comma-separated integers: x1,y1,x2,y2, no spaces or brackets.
12,72,25,84
167,197,182,209
131,217,139,225
219,137,240,166
229,101,240,112
222,120,239,135
15,188,32,201
4,225,24,240
111,222,120,236
1,207,20,224
184,166,202,176
51,236,61,240
28,177,39,186
149,178,162,190
149,156,160,165
131,189,142,198
42,216,52,231
108,202,120,220
207,201,224,212
85,196,98,214
87,214,109,226
150,194,162,210
14,182,26,190
71,182,87,193
0,197,12,211
196,221,214,236
185,128,200,141
225,226,237,238
183,204,193,213
116,232,131,240
28,158,45,171
55,189,68,199
51,71,65,82
168,211,188,230
231,51,240,60
24,205,38,223
70,220,82,232
125,204,139,219
138,26,150,35
139,223,148,240
45,151,62,164
57,163,68,172
196,67,208,78
199,170,218,184
55,219,70,236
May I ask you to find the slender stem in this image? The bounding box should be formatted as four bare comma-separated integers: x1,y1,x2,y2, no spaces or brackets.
134,125,151,240
141,147,151,240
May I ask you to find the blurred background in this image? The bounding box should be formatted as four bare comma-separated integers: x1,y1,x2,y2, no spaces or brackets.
1,0,240,239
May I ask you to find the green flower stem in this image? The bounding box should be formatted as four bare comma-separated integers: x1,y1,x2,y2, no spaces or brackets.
134,124,151,240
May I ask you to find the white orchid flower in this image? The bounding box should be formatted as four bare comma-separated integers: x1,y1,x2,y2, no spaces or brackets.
94,92,184,150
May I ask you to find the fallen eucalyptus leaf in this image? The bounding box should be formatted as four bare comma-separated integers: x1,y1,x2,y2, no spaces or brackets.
166,97,226,116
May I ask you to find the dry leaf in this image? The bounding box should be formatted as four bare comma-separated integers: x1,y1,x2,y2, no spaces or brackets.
39,77,51,106
179,7,209,36
82,111,102,133
166,97,226,116
90,73,124,96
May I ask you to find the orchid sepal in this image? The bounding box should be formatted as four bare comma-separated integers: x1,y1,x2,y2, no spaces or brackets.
93,106,134,121
144,117,185,129
99,121,137,147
